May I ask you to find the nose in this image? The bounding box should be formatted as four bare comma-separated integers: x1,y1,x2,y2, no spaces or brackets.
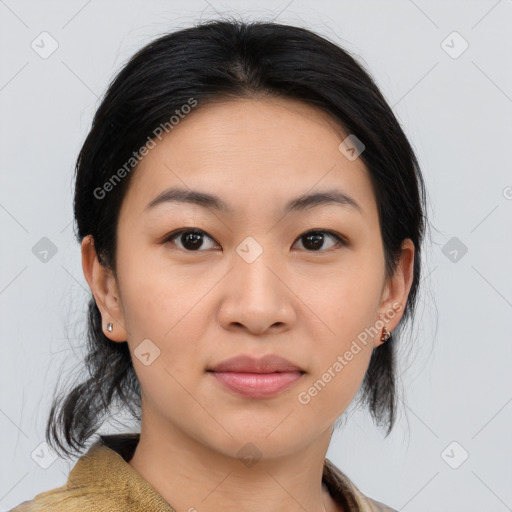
217,244,297,336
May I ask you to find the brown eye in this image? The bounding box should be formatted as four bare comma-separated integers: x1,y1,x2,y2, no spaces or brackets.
293,230,345,252
164,229,218,251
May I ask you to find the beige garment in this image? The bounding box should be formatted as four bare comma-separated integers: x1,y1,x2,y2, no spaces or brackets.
11,433,397,512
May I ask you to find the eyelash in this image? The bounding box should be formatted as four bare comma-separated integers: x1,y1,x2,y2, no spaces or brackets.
162,228,347,253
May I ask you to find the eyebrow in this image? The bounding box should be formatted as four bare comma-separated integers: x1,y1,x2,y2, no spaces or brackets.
143,186,364,216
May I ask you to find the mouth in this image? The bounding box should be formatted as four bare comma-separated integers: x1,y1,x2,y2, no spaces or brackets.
206,353,306,398
207,370,305,398
207,353,305,374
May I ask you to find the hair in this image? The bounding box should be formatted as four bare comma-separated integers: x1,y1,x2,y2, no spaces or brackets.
47,17,429,458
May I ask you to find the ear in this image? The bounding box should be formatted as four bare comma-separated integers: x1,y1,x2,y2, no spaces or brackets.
376,238,415,346
81,234,128,342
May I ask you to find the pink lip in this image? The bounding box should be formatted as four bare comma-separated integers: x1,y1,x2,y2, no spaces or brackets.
208,353,304,373
209,371,304,398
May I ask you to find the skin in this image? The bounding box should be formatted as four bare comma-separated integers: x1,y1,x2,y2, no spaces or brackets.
82,96,414,512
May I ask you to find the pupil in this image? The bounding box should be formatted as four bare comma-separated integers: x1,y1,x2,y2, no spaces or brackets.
183,232,202,250
304,232,324,251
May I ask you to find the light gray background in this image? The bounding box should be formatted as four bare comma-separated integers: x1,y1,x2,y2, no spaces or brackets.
1,1,511,511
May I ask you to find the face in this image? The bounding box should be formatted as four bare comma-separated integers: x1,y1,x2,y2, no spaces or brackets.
83,96,414,460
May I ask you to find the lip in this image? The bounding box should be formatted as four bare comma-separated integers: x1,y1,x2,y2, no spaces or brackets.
209,371,304,398
207,354,305,399
207,353,304,373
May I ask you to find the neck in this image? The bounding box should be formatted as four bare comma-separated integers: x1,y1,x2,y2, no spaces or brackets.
128,409,338,512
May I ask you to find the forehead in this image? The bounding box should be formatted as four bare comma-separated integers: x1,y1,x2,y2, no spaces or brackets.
119,96,377,224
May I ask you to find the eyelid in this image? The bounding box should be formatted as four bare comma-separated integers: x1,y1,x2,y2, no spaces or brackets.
162,228,347,251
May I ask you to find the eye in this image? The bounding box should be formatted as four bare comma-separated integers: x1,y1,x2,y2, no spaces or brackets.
162,228,346,252
292,230,346,252
163,228,219,251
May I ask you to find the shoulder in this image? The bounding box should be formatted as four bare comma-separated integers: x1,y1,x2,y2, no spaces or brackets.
363,496,398,512
323,458,397,512
9,485,125,511
347,489,398,512
9,433,173,512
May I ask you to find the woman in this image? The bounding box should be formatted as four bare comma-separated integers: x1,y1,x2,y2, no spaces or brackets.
12,18,428,512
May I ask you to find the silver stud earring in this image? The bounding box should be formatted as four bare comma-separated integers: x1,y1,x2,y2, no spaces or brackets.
107,322,113,332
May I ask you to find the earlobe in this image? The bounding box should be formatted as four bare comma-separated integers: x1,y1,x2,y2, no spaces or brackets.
81,235,128,342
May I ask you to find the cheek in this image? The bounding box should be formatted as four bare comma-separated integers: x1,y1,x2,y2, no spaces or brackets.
116,260,212,391
116,245,204,337
301,257,383,407
293,343,373,435
308,256,384,334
